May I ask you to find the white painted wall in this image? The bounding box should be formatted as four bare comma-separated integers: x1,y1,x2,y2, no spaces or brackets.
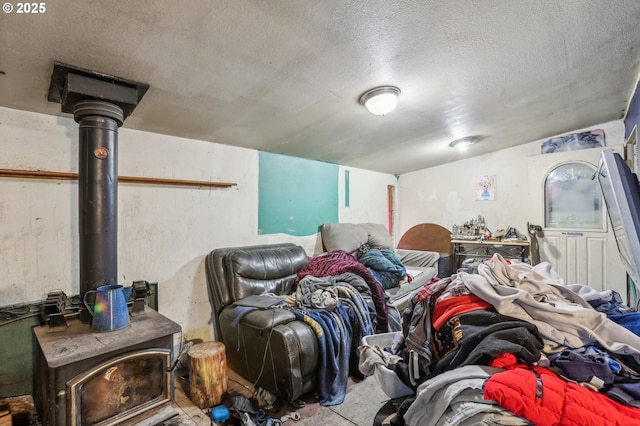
5,106,624,342
0,107,395,342
397,120,626,237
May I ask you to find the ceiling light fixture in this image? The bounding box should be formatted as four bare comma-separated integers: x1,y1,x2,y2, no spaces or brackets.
449,135,481,151
359,86,401,116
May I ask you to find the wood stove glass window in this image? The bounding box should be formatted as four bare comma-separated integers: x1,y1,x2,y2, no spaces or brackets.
68,350,170,426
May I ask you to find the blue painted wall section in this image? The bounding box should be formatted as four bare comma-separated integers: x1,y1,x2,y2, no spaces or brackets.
625,78,640,139
258,152,338,236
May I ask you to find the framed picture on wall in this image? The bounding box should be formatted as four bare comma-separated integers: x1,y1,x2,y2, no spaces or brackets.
475,175,496,201
541,129,605,154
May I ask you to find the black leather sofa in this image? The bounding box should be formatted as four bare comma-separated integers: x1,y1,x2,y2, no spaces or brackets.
204,230,442,402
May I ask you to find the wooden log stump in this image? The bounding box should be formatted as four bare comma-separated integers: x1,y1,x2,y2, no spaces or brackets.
188,341,228,409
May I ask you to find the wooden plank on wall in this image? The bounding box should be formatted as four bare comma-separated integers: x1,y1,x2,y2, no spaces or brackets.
0,169,236,188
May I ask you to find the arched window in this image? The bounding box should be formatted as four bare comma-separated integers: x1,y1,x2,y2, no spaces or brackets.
544,162,604,229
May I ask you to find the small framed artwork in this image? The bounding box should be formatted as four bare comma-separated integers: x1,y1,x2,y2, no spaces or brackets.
475,175,496,201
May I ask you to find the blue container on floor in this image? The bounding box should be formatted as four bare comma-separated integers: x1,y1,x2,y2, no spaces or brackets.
211,405,230,424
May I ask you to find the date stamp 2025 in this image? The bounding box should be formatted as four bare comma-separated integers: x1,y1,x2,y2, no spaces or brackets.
3,2,47,14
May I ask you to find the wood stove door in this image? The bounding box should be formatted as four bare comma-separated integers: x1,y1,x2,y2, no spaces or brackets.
66,349,171,426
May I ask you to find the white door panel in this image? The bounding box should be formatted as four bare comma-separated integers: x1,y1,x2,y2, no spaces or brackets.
539,234,607,288
527,146,626,297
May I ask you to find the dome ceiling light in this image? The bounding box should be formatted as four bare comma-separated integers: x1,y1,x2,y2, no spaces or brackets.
359,86,401,116
450,135,482,151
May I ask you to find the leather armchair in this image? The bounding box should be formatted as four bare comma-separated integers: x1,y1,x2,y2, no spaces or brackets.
204,243,318,402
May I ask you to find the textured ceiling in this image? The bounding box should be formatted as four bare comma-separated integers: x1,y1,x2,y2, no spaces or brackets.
1,1,640,174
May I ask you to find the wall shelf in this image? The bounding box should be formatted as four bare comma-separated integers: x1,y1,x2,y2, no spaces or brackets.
0,168,237,188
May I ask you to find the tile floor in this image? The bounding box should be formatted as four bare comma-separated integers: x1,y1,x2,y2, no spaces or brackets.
165,368,393,426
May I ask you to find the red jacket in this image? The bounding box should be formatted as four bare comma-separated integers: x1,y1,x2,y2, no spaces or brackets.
483,365,640,425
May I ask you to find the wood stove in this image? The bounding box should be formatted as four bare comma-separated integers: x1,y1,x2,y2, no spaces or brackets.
34,308,181,425
34,64,180,425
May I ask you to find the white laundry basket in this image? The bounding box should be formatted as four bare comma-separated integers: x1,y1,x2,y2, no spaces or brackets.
360,332,414,398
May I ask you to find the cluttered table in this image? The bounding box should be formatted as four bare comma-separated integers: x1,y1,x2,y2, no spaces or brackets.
451,238,530,274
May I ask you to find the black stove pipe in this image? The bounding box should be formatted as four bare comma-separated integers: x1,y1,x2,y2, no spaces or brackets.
74,100,123,323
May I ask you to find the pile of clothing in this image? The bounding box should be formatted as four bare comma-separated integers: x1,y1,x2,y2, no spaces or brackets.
371,254,640,425
286,248,409,405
